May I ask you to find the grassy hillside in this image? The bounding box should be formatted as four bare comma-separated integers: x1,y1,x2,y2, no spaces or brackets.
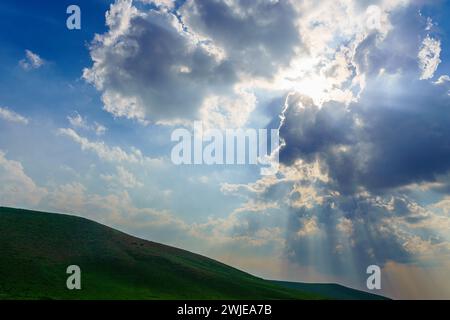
0,207,386,300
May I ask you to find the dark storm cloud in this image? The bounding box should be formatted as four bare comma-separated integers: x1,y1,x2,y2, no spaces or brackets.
280,77,450,194
351,80,450,191
277,74,450,277
279,95,356,165
279,6,450,194
277,5,450,272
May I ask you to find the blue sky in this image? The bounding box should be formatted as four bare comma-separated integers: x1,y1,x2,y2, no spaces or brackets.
1,0,450,299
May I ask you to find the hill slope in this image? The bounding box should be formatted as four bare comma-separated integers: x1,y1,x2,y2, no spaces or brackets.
0,207,386,300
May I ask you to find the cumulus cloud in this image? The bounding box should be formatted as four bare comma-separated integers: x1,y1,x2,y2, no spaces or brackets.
84,0,238,125
83,0,303,127
0,107,29,125
19,50,44,70
83,0,425,129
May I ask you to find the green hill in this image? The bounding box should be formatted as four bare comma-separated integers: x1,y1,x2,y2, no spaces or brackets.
0,207,386,300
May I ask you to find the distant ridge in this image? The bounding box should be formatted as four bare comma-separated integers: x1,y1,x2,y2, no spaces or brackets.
271,280,387,300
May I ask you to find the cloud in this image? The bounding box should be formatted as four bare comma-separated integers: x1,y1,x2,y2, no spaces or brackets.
83,0,238,125
279,94,355,165
210,2,450,293
101,166,143,189
220,156,449,284
296,216,320,238
190,198,285,251
93,123,107,136
67,112,107,135
430,196,450,215
280,75,450,195
0,150,47,207
180,0,301,78
67,112,89,130
139,0,175,9
434,75,450,85
57,127,162,165
418,35,441,80
284,191,450,281
19,50,44,70
336,217,354,236
278,4,450,194
0,107,29,125
83,0,303,126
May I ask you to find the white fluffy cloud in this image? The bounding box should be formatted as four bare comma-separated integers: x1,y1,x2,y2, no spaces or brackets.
19,49,44,70
418,35,441,80
84,0,237,125
0,107,29,125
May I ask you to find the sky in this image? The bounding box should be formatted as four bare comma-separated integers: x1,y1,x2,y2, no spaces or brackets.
1,0,450,299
